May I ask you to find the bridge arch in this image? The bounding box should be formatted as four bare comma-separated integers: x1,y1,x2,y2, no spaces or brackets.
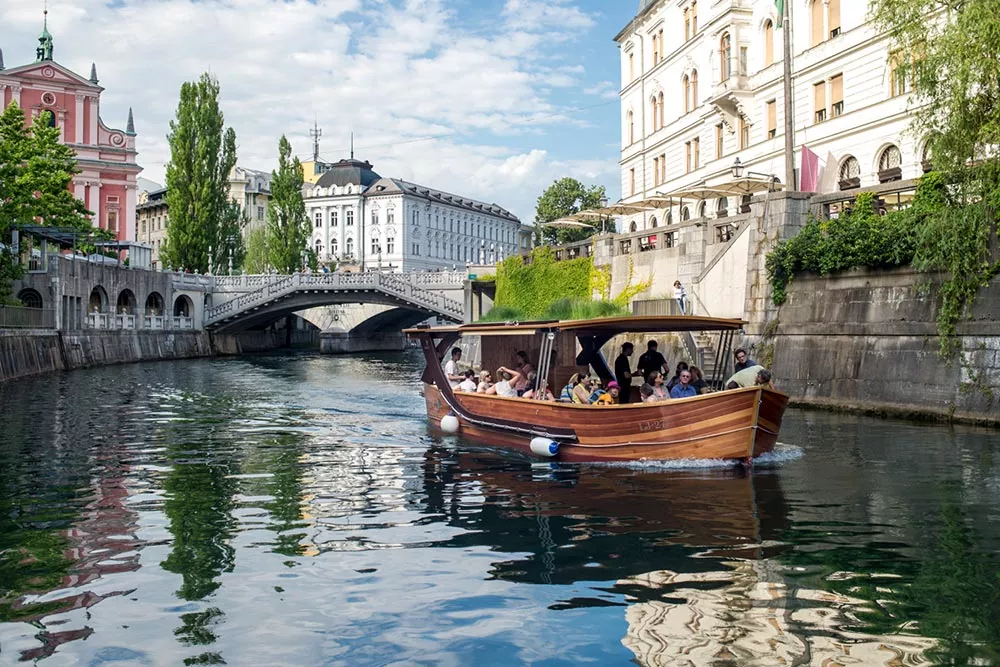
145,292,164,316
116,289,137,315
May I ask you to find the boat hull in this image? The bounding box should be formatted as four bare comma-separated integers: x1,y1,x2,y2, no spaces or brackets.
422,384,788,463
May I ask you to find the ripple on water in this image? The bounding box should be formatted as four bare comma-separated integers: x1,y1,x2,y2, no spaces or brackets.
0,353,997,665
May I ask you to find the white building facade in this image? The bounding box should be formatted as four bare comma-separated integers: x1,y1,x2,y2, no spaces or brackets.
616,0,924,230
305,158,523,272
228,166,272,232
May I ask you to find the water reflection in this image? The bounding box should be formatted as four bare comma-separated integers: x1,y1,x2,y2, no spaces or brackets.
0,354,998,665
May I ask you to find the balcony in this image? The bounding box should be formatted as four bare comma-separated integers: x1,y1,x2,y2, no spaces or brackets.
709,75,752,127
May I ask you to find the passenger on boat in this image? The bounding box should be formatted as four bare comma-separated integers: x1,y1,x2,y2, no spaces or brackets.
513,351,534,395
724,365,774,390
669,370,699,399
614,342,634,404
647,371,670,401
689,366,710,394
637,340,668,383
494,366,522,398
559,373,581,402
639,383,655,403
587,377,607,403
595,381,620,405
734,348,757,372
457,370,478,392
666,361,689,391
444,347,464,389
477,370,496,395
522,373,556,401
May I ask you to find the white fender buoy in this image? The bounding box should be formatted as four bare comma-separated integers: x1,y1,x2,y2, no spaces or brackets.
529,437,559,458
440,413,460,434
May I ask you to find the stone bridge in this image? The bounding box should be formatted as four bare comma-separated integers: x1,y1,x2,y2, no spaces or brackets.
204,272,466,338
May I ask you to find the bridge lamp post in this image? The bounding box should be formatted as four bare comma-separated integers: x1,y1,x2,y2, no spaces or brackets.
300,248,308,272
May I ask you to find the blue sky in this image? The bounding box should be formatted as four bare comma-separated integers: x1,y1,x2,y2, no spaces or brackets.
0,0,639,222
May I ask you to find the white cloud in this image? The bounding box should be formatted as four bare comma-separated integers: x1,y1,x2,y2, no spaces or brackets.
0,0,619,222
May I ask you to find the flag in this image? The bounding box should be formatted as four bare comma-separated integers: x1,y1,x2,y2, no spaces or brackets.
817,152,840,194
800,145,820,192
775,0,784,28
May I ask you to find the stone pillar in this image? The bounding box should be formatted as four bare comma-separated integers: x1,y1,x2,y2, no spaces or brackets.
74,181,85,202
75,94,85,144
89,97,99,146
88,183,102,229
125,185,137,241
10,83,21,106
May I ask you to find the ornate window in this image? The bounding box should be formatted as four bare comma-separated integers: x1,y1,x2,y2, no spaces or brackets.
683,75,691,113
658,92,665,128
720,33,732,81
650,216,658,228
878,145,902,183
345,237,354,256
839,156,861,190
627,110,635,144
681,206,691,221
691,70,698,108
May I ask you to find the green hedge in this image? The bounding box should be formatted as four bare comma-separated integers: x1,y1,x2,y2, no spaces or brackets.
494,247,592,319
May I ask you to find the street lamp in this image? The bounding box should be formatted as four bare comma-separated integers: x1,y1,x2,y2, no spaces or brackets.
226,234,236,275
731,157,745,179
300,248,308,272
731,157,779,186
598,194,610,233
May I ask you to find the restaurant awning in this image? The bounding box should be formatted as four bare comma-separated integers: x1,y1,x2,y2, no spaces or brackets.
659,176,783,202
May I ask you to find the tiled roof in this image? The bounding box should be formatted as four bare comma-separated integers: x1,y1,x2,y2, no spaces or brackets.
366,177,519,222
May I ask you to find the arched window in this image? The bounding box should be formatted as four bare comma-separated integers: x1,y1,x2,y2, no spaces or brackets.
811,0,824,46
878,144,902,182
716,197,729,217
666,210,673,225
691,70,698,108
315,238,323,256
651,96,659,131
697,201,707,218
145,292,164,316
116,289,136,315
629,220,638,232
720,33,731,81
839,156,861,190
683,75,691,113
921,139,934,172
17,289,43,309
681,206,691,221
763,20,774,67
627,110,635,144
658,92,665,128
331,239,338,256
346,237,354,256
649,216,658,228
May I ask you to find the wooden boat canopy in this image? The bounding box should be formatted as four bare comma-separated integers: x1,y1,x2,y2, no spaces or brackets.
404,315,747,338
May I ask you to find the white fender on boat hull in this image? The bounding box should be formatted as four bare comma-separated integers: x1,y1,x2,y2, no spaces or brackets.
440,413,460,434
529,437,560,458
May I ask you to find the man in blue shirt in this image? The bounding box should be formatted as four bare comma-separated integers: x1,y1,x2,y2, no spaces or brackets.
669,369,699,399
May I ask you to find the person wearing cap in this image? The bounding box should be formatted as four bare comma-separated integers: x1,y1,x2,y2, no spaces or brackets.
595,380,621,405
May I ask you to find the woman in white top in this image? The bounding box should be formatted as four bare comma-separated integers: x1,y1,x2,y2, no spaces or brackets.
673,280,687,315
476,370,496,395
493,366,522,398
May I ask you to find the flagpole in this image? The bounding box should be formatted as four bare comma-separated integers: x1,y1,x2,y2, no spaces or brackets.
781,0,796,190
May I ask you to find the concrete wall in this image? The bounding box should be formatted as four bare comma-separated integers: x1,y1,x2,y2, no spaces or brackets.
0,330,65,381
768,268,1000,424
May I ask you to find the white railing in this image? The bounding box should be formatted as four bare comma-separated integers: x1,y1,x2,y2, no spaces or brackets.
114,314,138,330
144,315,165,329
173,316,194,330
203,272,464,327
212,271,467,292
87,312,111,329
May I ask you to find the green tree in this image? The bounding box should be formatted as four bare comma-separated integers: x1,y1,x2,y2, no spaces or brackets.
243,226,269,274
216,200,247,274
869,0,1000,353
534,177,608,245
0,103,92,302
161,74,238,273
265,136,309,273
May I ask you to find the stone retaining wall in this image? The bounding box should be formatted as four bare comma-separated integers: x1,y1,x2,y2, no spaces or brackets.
767,268,1000,425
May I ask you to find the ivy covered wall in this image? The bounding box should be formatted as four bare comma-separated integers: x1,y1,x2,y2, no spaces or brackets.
494,247,592,319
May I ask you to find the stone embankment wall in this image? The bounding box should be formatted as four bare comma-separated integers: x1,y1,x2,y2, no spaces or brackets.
0,330,214,383
0,329,322,383
767,267,1000,425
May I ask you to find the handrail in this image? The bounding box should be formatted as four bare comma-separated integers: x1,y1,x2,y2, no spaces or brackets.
203,272,464,326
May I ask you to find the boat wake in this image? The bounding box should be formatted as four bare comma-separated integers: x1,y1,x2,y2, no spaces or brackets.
582,443,805,471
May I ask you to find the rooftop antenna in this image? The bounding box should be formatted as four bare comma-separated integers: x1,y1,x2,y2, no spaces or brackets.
310,118,322,162
350,132,354,160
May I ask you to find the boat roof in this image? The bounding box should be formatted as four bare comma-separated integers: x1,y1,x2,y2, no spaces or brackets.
405,315,745,337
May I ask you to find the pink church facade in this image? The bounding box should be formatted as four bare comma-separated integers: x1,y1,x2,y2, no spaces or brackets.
0,27,141,241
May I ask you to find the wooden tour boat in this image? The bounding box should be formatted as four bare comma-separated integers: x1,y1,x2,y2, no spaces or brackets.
406,316,788,463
